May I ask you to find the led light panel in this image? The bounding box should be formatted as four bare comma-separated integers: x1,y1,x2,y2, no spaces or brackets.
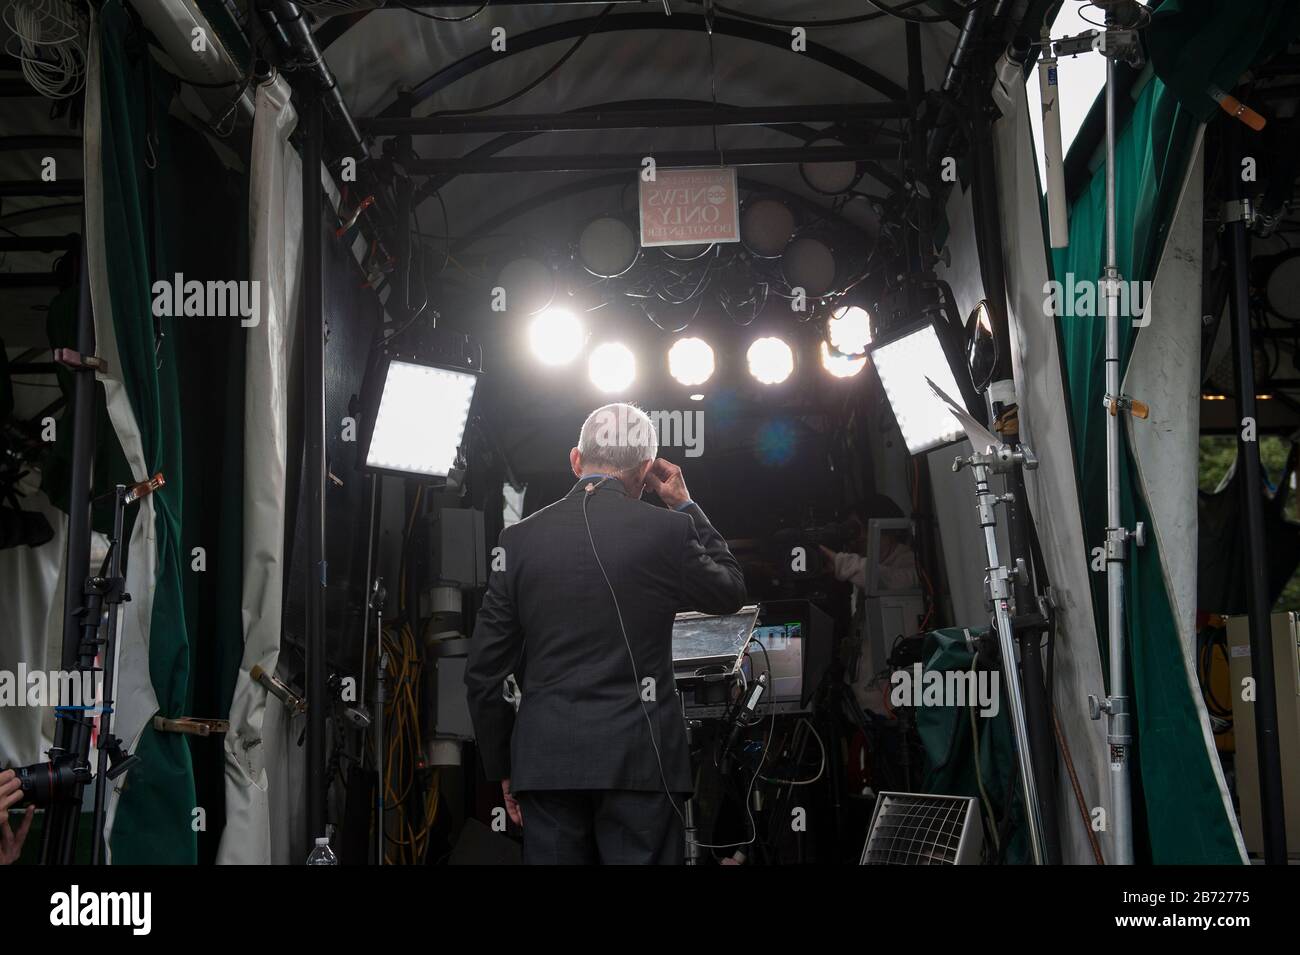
870,323,967,454
366,361,477,477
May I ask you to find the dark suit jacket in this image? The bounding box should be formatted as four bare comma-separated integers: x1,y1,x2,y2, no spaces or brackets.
465,478,746,793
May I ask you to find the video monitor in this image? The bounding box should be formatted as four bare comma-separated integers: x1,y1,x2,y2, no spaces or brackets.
671,605,761,675
746,622,805,706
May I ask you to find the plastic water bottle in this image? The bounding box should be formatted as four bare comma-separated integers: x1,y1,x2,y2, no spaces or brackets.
306,836,338,865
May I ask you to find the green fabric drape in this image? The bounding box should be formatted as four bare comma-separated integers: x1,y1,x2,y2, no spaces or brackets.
97,2,196,864
96,1,248,862
164,121,249,865
914,628,1028,864
1146,0,1300,122
1051,76,1237,863
1051,0,1300,867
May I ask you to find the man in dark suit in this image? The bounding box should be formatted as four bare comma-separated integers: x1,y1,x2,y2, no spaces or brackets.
465,402,746,864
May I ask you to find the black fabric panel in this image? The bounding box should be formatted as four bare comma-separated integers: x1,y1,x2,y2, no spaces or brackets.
160,115,249,866
283,220,384,703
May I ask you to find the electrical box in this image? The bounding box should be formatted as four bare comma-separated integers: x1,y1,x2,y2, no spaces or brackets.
413,507,487,589
1226,612,1300,858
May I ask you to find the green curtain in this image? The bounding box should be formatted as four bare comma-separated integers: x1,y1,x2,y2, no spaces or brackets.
96,0,248,863
914,628,1028,864
1146,0,1300,123
1052,0,1300,867
1050,77,1226,864
97,1,196,864
164,118,249,866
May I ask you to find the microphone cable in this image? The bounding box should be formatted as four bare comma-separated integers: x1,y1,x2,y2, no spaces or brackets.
581,476,773,853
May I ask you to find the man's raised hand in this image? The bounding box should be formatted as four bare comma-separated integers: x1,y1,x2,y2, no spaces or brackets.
646,458,690,509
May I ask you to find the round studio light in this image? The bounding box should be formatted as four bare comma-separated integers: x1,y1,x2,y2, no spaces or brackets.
578,216,639,278
827,305,872,355
589,342,636,392
747,336,794,385
799,138,862,195
529,308,585,366
741,198,795,258
782,235,837,298
497,257,555,315
663,242,714,262
668,336,715,387
820,341,866,378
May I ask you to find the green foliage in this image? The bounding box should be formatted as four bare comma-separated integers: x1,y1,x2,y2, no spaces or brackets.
1198,436,1236,493
1198,435,1300,610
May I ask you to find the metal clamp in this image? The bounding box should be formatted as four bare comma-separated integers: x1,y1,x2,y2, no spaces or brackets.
1104,393,1150,419
1222,198,1255,226
153,716,230,737
53,347,109,373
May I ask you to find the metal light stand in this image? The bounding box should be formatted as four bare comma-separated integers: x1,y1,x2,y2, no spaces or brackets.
1087,19,1147,868
371,578,388,866
681,704,704,866
41,230,98,864
87,480,152,863
953,443,1047,864
1223,125,1290,864
43,476,158,864
1039,8,1148,867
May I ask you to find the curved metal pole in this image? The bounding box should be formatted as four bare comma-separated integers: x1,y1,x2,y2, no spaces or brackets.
378,11,906,120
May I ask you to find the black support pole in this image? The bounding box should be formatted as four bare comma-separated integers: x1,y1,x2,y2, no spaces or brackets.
1226,125,1288,865
303,88,329,848
40,232,96,865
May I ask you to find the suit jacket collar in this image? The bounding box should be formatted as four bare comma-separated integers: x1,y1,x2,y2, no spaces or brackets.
567,475,628,498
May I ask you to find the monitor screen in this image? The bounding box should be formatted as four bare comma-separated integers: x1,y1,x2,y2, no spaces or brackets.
746,622,804,703
672,606,760,673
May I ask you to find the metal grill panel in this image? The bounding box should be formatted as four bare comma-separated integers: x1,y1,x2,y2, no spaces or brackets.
861,793,982,865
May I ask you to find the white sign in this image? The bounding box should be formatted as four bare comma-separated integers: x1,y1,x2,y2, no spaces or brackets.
638,167,740,247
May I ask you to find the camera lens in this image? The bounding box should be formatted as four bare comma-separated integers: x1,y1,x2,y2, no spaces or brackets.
14,762,55,807
11,757,87,808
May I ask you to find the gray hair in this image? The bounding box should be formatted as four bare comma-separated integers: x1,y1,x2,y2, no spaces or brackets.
578,403,659,474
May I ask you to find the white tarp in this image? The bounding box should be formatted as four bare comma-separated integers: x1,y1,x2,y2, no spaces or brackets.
0,494,67,765
83,18,164,858
988,71,1113,865
215,72,305,865
1125,134,1204,666
930,79,1108,863
932,182,1011,628
1123,133,1247,860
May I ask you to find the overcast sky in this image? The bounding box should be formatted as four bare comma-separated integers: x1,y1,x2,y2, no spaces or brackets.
1026,3,1134,188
